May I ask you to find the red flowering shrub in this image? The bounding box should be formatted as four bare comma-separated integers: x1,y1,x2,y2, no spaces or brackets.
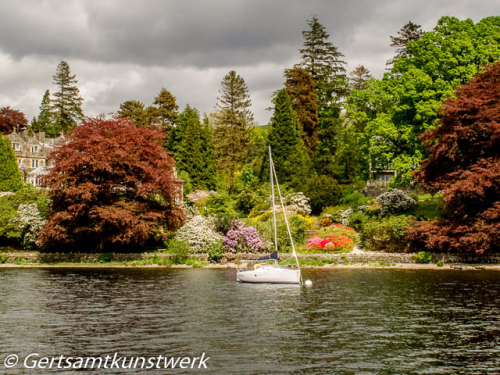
306,225,356,252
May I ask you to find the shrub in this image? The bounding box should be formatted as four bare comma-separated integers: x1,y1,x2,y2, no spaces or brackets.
248,203,270,219
236,189,259,215
99,253,113,263
340,208,353,226
416,251,432,264
319,217,333,227
175,215,222,253
186,189,216,205
213,214,238,235
321,206,345,223
347,211,369,233
306,224,356,253
284,192,312,215
205,194,235,216
207,242,224,263
0,254,8,263
360,215,414,252
303,175,342,214
436,260,444,267
376,189,417,216
167,238,190,264
9,203,47,249
222,220,267,253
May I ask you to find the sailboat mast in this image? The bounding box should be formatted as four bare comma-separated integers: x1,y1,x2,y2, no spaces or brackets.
270,146,278,253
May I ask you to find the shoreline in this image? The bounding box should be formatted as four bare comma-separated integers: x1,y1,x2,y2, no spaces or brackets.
1,263,499,270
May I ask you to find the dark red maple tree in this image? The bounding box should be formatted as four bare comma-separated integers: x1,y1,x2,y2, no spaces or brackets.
408,62,500,254
38,117,185,251
0,107,28,134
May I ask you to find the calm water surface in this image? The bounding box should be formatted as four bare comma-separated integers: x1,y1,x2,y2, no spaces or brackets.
1,268,500,374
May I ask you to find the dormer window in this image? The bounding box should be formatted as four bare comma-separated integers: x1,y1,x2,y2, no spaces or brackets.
12,143,20,151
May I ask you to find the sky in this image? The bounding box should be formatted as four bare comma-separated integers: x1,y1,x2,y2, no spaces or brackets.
0,0,499,126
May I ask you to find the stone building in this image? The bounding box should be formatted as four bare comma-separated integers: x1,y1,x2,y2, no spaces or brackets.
7,130,66,186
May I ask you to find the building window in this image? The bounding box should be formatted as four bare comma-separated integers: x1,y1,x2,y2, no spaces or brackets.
12,143,20,151
18,159,22,164
31,146,38,153
31,159,39,168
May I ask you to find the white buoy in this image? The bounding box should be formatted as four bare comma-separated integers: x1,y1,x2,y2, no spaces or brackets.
304,279,313,287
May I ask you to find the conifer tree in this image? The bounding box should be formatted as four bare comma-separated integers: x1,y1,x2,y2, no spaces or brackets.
388,21,423,64
264,89,312,188
32,90,57,136
349,65,372,91
284,67,319,155
213,70,254,193
152,88,179,132
51,61,84,134
0,135,23,192
118,100,146,126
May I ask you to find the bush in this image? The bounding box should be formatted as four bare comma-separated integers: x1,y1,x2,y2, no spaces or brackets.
306,224,356,253
167,238,190,264
347,211,369,233
222,220,267,253
213,214,238,235
376,189,417,216
207,242,224,263
303,175,342,214
99,253,113,263
0,254,8,263
416,251,432,264
284,192,312,216
436,260,444,267
360,215,415,252
319,217,333,227
175,215,222,253
205,193,235,216
236,189,259,215
321,206,345,223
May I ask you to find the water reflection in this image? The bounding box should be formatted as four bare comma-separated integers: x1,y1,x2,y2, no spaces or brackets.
0,268,499,374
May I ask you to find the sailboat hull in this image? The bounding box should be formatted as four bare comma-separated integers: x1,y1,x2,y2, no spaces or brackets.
237,266,300,284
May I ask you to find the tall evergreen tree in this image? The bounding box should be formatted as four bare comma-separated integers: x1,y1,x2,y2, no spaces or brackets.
51,61,84,134
388,21,423,64
213,70,254,194
0,135,23,192
349,65,372,91
264,89,312,188
32,90,57,136
118,100,146,126
152,88,179,132
284,66,319,155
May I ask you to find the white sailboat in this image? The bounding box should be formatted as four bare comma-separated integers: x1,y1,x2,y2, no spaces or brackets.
236,147,302,285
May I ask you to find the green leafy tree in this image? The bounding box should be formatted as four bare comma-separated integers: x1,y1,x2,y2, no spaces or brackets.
284,66,319,155
0,135,23,192
152,88,179,132
347,16,500,184
264,89,312,188
118,100,147,126
303,175,342,214
51,61,84,134
213,70,254,193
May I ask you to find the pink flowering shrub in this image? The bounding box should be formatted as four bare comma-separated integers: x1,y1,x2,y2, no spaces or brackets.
222,220,267,253
306,224,356,253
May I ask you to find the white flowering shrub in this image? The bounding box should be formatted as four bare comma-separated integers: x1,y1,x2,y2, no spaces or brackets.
10,203,47,249
187,190,217,204
285,192,312,215
376,189,417,216
175,215,222,254
340,208,354,226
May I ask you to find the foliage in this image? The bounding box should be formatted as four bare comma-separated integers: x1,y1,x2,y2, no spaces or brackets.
360,215,414,252
152,88,179,132
416,251,432,264
38,117,185,251
306,224,355,252
207,241,224,263
321,206,345,223
409,61,500,254
0,254,7,263
376,189,416,216
347,211,370,233
31,90,56,136
51,60,84,133
213,214,238,235
388,21,423,63
236,189,259,215
264,89,312,189
9,203,47,249
0,107,28,134
436,260,444,267
302,175,342,214
349,65,372,91
213,70,253,194
167,238,190,264
118,100,147,126
186,189,216,205
284,192,312,216
222,220,267,253
319,217,333,227
0,135,23,192
284,66,318,154
205,193,235,216
175,215,222,254
99,253,113,263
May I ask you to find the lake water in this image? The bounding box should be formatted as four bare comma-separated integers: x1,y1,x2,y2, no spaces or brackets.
1,267,500,374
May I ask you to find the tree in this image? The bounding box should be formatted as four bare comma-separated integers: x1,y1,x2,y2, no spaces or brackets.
37,117,185,251
347,16,500,184
51,60,84,134
264,89,312,188
171,106,217,190
349,65,372,91
284,66,319,154
0,107,28,134
152,88,179,132
408,62,500,254
0,135,23,192
213,70,254,193
31,90,57,136
118,100,146,126
388,21,423,63
303,175,342,214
